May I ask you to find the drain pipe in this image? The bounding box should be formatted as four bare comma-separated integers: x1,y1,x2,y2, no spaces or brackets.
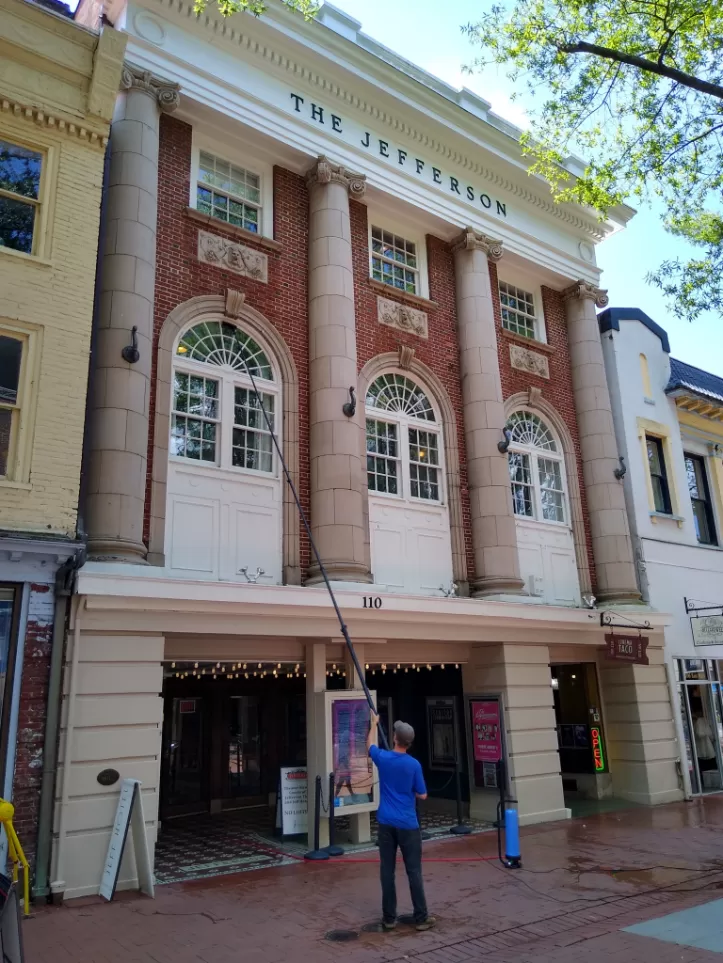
33,550,85,900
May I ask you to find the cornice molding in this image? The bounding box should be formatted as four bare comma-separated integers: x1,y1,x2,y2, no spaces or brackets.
121,62,180,112
562,280,609,308
143,0,612,242
450,227,503,261
0,97,108,148
305,154,366,198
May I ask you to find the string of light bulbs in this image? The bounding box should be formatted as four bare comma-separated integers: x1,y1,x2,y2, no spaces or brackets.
165,660,463,680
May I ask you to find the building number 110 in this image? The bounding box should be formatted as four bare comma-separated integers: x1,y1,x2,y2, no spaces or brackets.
363,596,383,609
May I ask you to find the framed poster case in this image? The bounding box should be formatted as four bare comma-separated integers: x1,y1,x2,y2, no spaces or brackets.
319,689,379,816
464,693,508,794
425,696,458,771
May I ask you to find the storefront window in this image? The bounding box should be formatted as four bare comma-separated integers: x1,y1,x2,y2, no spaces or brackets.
676,658,723,795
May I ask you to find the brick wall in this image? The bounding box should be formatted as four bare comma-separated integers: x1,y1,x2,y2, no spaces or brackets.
350,201,476,580
490,263,597,588
147,115,311,572
12,583,54,865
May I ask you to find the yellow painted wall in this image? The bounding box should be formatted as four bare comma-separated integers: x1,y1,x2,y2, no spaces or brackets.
0,0,126,536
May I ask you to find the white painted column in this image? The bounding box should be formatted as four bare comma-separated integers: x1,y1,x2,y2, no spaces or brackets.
305,641,329,848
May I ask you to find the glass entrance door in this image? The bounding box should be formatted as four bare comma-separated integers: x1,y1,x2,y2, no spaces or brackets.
161,696,208,815
227,695,261,799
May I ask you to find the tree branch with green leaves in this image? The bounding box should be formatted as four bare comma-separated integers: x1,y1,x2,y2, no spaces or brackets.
463,0,723,321
192,0,318,21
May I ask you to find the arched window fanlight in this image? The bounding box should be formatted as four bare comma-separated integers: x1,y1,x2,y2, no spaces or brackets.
507,411,565,523
366,373,436,422
176,320,274,381
507,411,557,452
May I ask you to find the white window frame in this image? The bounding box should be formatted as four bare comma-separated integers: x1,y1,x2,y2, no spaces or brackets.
367,213,429,300
496,268,547,344
190,134,274,239
507,410,568,526
366,377,444,505
171,323,280,480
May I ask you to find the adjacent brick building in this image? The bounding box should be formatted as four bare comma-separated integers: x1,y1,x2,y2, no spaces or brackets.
0,0,126,893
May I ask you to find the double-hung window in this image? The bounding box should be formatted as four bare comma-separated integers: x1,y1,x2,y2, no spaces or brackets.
366,374,441,503
0,333,25,479
370,226,419,295
498,281,539,341
0,140,43,255
685,453,717,545
172,320,277,475
646,435,672,515
507,411,566,523
196,151,261,234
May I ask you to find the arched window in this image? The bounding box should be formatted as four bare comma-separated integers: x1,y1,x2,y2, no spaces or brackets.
172,320,277,473
507,411,566,523
366,374,441,501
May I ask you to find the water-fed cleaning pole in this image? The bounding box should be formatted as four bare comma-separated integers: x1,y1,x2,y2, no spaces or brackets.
238,356,389,750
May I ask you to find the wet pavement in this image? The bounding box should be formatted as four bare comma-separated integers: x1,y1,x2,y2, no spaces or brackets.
26,796,723,962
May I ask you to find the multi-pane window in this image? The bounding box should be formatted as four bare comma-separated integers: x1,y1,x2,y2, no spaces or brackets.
0,141,42,255
499,281,537,340
197,151,261,234
507,412,566,524
233,388,274,472
0,334,23,477
171,373,219,462
646,435,672,514
370,226,418,294
173,321,277,475
366,420,399,495
685,453,716,545
366,374,442,503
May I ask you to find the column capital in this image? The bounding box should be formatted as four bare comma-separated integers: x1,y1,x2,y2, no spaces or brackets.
562,279,609,308
306,155,366,199
450,227,503,262
120,64,180,113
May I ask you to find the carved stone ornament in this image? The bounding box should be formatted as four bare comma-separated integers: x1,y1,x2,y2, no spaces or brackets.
562,279,609,308
510,344,550,379
225,288,247,318
377,296,428,339
198,231,268,283
120,64,180,113
306,155,366,199
398,345,416,370
450,227,503,262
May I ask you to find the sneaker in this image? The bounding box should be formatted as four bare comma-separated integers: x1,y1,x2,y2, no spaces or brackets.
415,916,437,931
382,919,397,931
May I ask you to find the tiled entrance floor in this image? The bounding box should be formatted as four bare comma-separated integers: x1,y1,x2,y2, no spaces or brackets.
154,805,493,884
625,898,723,953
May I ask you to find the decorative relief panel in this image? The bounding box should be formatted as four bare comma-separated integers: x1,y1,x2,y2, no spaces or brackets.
509,343,550,379
377,296,428,339
197,231,268,283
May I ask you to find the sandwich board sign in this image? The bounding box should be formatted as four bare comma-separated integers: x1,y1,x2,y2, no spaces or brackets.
99,778,154,901
275,767,308,836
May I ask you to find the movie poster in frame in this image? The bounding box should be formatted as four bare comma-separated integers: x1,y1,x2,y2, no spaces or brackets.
322,690,379,815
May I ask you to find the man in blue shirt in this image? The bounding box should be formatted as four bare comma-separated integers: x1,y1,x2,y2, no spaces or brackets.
367,713,435,931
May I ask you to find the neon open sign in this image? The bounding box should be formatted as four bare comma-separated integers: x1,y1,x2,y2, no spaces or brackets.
591,726,605,772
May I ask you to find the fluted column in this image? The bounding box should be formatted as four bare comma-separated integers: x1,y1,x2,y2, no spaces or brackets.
306,156,371,583
86,65,179,561
563,281,641,603
452,228,524,597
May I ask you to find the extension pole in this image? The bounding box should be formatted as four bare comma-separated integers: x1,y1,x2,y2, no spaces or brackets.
239,356,389,749
304,776,330,861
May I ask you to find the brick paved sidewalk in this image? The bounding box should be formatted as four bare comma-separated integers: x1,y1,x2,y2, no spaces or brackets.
25,797,723,963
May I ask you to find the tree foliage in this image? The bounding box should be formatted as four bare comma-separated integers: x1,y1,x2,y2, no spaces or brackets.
463,1,723,320
192,0,317,22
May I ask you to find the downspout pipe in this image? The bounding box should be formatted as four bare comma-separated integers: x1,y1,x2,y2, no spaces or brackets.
33,135,111,900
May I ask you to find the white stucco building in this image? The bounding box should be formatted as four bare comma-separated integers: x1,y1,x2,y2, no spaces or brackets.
600,307,723,798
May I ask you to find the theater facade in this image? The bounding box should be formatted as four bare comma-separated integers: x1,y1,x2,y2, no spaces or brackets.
56,0,682,897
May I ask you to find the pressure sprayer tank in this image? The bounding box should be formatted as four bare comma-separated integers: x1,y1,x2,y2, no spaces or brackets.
504,807,521,868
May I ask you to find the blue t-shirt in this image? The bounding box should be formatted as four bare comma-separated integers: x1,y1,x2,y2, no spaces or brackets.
369,745,427,830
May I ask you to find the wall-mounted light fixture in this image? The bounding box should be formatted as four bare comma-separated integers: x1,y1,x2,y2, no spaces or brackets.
497,427,512,454
613,456,627,480
582,593,597,609
342,386,357,418
121,325,140,364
